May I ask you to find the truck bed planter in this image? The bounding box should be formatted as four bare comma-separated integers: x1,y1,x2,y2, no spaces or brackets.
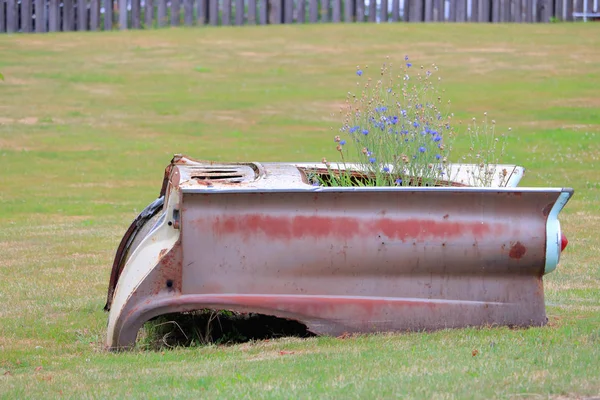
104,154,573,350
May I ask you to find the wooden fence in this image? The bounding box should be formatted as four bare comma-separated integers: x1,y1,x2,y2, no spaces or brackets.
0,0,598,33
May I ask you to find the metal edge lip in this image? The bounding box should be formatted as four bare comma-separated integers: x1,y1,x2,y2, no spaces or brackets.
181,186,572,194
544,189,574,275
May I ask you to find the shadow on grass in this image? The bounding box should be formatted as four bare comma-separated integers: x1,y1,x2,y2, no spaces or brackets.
139,310,316,350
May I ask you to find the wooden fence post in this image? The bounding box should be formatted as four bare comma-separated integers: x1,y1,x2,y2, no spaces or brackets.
35,0,45,32
63,0,74,30
247,0,256,23
118,0,127,28
0,0,5,33
284,0,293,22
321,0,330,22
145,0,154,27
131,0,141,28
223,0,231,24
345,0,354,22
77,0,86,30
408,0,422,21
332,0,340,21
380,0,387,21
565,0,573,20
457,0,467,20
158,0,167,26
235,0,244,24
259,0,268,23
6,0,16,33
103,0,112,29
21,0,31,32
309,0,318,21
297,0,305,22
391,0,399,20
171,0,181,25
355,0,364,21
184,0,194,25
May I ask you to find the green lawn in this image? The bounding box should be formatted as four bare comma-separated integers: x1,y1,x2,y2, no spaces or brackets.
0,23,599,399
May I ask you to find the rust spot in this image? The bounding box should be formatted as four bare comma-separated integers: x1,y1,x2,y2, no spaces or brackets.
542,203,553,217
209,215,494,242
158,248,168,258
509,241,527,259
443,214,449,219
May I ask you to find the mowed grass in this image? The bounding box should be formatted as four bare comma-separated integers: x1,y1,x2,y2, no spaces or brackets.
0,23,599,399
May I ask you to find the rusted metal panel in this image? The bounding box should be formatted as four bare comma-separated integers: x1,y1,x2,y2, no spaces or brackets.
105,155,573,350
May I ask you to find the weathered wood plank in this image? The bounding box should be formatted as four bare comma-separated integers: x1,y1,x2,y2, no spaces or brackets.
222,0,231,24
64,0,75,30
379,0,387,21
424,0,433,21
35,0,45,32
258,0,267,23
103,0,112,29
90,0,99,29
491,0,500,21
6,0,16,32
554,0,563,20
247,0,257,23
144,0,153,27
297,0,305,21
0,0,5,33
131,0,141,28
524,0,532,21
408,0,422,21
308,0,317,21
565,0,573,20
391,0,399,20
235,0,244,24
448,0,456,21
434,0,444,20
184,0,193,25
77,0,86,30
456,0,467,21
367,0,375,21
539,0,553,21
345,0,353,22
269,0,281,23
355,0,364,21
479,0,489,21
158,0,167,26
331,0,340,21
284,0,292,22
513,0,522,21
196,0,206,23
470,0,479,21
21,0,31,32
505,0,512,20
321,0,330,21
118,0,126,28
172,0,181,25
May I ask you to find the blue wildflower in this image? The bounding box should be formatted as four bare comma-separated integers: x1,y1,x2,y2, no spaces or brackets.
369,157,376,163
349,125,360,134
391,116,398,124
312,181,320,186
433,135,442,142
376,106,388,113
395,178,403,185
406,63,412,68
382,166,390,173
404,55,409,61
340,140,346,145
436,154,442,160
401,110,407,118
357,69,363,76
413,121,420,128
419,146,426,153
362,129,369,135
